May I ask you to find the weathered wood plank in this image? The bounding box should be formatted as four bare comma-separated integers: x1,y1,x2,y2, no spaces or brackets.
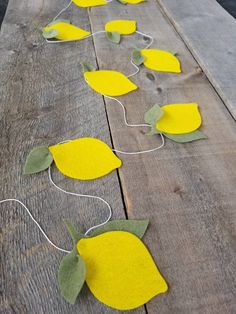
88,1,236,313
157,0,236,119
0,1,144,313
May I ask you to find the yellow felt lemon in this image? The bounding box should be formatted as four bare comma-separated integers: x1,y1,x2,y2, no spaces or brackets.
123,0,145,4
49,138,121,180
84,70,138,96
43,22,90,41
156,103,202,134
141,49,181,73
72,0,107,7
105,20,136,35
77,231,168,310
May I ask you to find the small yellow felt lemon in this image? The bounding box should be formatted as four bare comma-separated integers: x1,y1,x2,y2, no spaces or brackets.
141,49,181,73
105,20,137,35
123,0,145,4
77,231,168,310
84,70,138,96
72,0,107,7
49,138,122,180
43,22,90,41
156,103,202,134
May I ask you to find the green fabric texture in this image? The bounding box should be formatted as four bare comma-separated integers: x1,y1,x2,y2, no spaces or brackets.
132,49,145,66
144,104,164,135
164,130,207,143
42,29,59,39
81,62,95,73
106,31,121,44
64,219,83,245
58,250,86,304
23,146,53,175
89,219,149,238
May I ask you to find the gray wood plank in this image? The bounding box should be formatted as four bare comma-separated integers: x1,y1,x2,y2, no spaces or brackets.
88,1,236,313
0,1,144,313
157,0,236,119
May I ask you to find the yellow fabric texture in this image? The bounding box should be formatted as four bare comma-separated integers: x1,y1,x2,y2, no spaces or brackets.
141,49,181,73
44,22,90,41
72,0,107,7
49,138,122,180
77,231,168,310
84,70,138,96
156,103,202,134
105,20,137,35
123,0,145,4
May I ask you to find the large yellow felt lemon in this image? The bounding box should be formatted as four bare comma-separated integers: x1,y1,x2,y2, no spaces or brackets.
141,49,181,73
49,138,121,180
72,0,107,7
84,70,138,96
156,103,202,134
105,20,137,35
77,231,168,310
44,22,90,41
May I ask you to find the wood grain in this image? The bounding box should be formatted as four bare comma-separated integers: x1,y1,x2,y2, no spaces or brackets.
88,1,236,313
0,0,144,313
157,0,236,120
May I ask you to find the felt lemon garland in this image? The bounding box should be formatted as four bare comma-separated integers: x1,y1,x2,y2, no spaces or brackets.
59,219,168,309
3,1,208,311
24,138,122,180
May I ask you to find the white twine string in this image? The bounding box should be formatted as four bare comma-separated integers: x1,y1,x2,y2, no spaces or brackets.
51,0,73,23
49,0,113,24
48,166,112,236
0,198,70,253
112,133,165,155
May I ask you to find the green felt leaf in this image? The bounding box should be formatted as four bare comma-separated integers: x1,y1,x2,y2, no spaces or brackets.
42,29,59,39
146,127,159,136
89,219,149,238
23,146,53,175
106,31,121,44
81,62,95,73
115,0,127,4
47,19,71,27
164,130,207,143
64,219,82,245
132,49,145,66
58,250,86,304
144,104,164,135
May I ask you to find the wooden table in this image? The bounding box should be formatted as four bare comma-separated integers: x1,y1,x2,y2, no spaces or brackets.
1,0,236,313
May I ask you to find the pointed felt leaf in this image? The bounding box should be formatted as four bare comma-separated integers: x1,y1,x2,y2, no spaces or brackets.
84,70,138,96
43,22,90,41
132,49,145,66
105,20,136,35
90,219,149,238
164,130,207,143
58,250,86,304
42,29,59,39
24,146,53,175
81,62,96,73
106,31,121,44
64,219,82,245
144,104,164,135
115,0,127,4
